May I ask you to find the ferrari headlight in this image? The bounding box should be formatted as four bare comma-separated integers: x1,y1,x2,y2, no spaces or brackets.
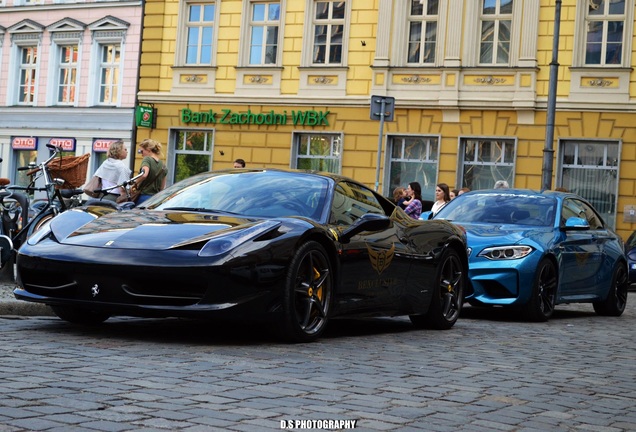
478,245,533,260
198,220,281,257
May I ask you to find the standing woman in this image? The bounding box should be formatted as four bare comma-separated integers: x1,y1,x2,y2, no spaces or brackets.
431,183,451,215
93,140,131,202
136,138,167,205
403,181,423,219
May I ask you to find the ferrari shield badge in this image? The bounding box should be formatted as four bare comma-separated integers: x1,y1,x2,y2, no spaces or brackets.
366,243,395,275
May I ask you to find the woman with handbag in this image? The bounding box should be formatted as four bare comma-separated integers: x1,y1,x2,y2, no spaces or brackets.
135,138,167,205
92,141,131,202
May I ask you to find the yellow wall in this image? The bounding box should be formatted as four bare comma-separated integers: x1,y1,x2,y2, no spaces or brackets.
137,0,636,239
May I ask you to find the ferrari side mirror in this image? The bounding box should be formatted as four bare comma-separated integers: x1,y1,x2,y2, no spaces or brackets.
340,213,390,243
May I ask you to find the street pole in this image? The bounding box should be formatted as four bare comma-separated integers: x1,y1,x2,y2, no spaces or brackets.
374,98,386,192
542,0,562,191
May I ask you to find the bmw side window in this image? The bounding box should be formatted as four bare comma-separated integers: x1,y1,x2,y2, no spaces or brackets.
561,198,603,229
561,198,583,226
578,200,604,229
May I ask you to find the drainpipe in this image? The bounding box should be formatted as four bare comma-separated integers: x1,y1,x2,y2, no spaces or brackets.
130,0,146,173
542,0,562,191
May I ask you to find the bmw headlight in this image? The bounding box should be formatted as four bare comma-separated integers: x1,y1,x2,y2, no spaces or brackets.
198,220,281,257
478,245,533,260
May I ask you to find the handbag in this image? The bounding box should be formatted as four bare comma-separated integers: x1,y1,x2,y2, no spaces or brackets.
116,184,141,204
83,176,101,198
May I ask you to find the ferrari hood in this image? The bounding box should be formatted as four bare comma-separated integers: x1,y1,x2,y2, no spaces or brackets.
51,209,266,250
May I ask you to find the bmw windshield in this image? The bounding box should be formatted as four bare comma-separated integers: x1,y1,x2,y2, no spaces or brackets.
435,192,557,226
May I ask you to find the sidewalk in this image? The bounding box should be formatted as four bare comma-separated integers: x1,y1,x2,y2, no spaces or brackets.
0,270,54,316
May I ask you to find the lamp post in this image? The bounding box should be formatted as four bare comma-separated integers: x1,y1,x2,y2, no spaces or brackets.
542,0,562,191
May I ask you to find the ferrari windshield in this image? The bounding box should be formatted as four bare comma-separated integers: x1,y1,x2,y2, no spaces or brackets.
143,170,331,221
436,192,557,226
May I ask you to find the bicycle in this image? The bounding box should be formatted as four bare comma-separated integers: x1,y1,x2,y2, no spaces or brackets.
85,169,144,210
0,144,86,274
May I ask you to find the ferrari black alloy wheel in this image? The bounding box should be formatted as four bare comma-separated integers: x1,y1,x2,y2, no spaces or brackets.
281,241,332,342
593,262,628,317
526,258,557,322
51,305,111,325
410,248,464,330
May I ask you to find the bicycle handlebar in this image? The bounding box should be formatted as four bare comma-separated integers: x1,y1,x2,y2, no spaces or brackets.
93,170,145,195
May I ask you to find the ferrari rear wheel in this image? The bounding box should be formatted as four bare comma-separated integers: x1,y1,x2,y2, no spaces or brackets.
593,262,628,317
526,258,557,322
410,248,464,330
280,241,332,343
51,305,111,325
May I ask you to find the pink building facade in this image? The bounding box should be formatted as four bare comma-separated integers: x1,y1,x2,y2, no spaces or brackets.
0,0,143,186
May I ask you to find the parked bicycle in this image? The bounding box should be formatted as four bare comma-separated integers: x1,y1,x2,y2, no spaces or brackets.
0,144,86,274
85,169,144,210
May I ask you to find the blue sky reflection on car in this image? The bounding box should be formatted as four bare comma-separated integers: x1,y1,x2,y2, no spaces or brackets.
431,189,629,321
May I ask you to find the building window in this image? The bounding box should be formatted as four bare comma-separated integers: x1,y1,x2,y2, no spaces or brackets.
56,44,79,105
292,133,342,173
98,44,120,105
172,130,214,183
479,0,513,65
18,46,38,105
459,138,516,191
248,1,280,65
311,1,346,65
584,0,625,65
558,140,618,228
185,2,216,65
407,0,438,64
386,136,439,201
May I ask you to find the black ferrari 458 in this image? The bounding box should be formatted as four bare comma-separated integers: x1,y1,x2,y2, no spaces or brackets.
15,169,468,342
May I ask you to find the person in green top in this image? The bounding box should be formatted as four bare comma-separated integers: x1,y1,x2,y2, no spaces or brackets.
135,138,167,205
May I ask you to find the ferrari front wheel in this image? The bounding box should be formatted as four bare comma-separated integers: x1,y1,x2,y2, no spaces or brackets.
51,305,111,325
280,241,332,343
410,248,464,330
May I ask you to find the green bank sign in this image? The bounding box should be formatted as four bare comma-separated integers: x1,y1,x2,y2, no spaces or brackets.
180,108,330,126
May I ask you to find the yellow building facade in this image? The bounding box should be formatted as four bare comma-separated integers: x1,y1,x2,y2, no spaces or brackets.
136,0,636,239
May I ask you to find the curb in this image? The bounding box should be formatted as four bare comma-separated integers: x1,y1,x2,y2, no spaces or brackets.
0,272,54,317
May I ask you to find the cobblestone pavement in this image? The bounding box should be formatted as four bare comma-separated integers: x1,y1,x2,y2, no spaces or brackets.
0,294,635,431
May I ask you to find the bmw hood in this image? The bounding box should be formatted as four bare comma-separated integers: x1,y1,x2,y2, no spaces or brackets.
47,208,279,250
457,222,553,248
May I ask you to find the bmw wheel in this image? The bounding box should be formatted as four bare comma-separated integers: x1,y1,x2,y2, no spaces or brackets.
280,241,332,343
51,305,111,325
526,258,557,322
410,248,464,330
593,262,628,317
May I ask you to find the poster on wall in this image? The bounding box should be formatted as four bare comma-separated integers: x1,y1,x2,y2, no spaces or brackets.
11,137,38,150
49,138,76,152
92,139,118,153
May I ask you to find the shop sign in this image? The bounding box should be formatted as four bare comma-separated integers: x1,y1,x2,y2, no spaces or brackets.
136,105,155,128
11,137,37,150
49,138,76,151
180,108,330,126
93,139,117,153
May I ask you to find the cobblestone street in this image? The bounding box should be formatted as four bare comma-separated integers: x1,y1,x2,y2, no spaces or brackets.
1,295,635,431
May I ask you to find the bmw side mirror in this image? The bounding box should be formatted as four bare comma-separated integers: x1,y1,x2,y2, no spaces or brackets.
419,211,433,220
562,217,590,231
